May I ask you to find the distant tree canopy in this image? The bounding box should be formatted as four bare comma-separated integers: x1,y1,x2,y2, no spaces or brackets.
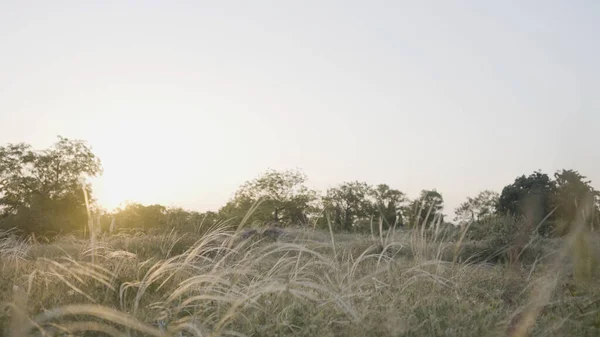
321,182,412,232
323,181,374,231
370,184,407,229
113,203,167,230
218,169,318,226
471,169,600,236
2,136,598,238
552,169,600,225
454,190,499,226
405,189,444,227
0,136,102,235
497,170,556,224
104,204,219,234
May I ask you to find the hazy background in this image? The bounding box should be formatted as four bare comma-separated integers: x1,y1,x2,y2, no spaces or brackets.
1,1,598,215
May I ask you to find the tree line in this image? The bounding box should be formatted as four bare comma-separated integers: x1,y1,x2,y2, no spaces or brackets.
1,137,599,238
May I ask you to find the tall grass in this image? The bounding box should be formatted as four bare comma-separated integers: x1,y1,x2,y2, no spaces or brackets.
1,205,600,336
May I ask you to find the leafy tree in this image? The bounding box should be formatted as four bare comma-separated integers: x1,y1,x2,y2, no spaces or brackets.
113,203,167,230
497,170,556,224
164,207,194,229
323,181,373,231
552,169,600,234
219,169,317,226
218,194,264,225
454,190,499,226
405,189,444,227
196,211,219,228
0,136,102,235
164,209,221,232
369,184,407,229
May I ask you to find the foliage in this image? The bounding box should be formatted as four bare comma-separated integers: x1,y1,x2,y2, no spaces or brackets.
3,135,600,246
0,136,102,235
497,170,600,236
219,169,317,226
112,203,167,230
497,171,555,224
101,205,221,234
552,169,600,235
323,181,374,231
218,194,265,225
466,214,517,244
369,184,407,229
454,190,499,226
165,208,220,233
405,189,444,227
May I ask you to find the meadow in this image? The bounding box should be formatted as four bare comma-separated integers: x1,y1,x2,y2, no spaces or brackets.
1,216,599,337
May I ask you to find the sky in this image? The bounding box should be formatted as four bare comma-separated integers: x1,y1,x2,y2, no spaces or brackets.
1,1,599,217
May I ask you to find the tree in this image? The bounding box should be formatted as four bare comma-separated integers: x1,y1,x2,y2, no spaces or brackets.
405,189,444,227
497,170,556,223
218,194,265,225
113,203,167,230
0,136,102,235
323,181,373,231
552,169,600,234
370,184,407,229
219,169,317,226
165,207,194,229
454,190,499,226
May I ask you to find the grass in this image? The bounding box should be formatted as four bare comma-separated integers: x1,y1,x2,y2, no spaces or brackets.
1,218,600,336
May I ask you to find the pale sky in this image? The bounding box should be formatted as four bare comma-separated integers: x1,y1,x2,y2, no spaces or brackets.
1,1,599,217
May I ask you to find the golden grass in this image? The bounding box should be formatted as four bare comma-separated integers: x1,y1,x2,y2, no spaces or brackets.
1,213,599,336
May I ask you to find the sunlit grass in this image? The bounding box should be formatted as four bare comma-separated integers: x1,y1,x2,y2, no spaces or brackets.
1,209,600,336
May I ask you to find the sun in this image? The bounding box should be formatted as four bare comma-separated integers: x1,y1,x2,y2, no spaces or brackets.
91,174,142,212
92,184,125,212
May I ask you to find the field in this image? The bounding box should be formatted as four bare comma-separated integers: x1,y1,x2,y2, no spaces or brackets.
1,223,599,337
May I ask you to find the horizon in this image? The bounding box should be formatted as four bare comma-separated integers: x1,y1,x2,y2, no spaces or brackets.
1,1,599,217
3,133,600,221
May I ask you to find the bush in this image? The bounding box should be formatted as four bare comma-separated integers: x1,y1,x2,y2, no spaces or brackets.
467,216,514,243
466,215,545,264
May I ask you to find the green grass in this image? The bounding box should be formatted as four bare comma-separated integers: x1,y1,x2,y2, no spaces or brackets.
1,223,599,337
